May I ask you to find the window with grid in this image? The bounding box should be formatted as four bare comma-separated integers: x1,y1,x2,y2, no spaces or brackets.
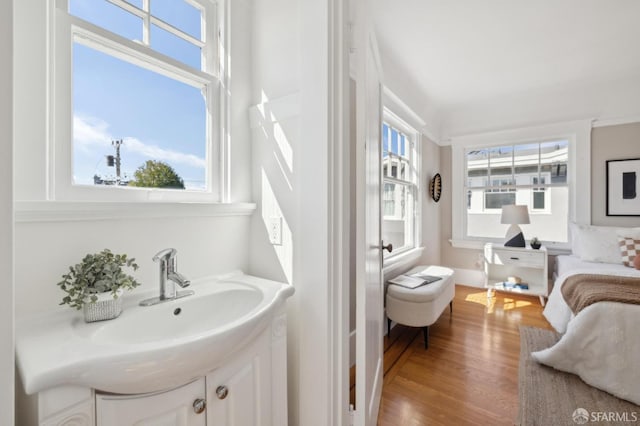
54,0,222,200
465,140,569,243
382,119,417,257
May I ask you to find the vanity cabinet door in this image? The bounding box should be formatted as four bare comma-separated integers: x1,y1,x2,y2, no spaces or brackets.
95,379,206,426
206,332,271,426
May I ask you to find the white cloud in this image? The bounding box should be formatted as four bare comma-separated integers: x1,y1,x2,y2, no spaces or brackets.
73,115,206,169
74,115,112,150
123,137,206,169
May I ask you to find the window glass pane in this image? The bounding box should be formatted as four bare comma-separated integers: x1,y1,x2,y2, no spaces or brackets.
400,134,406,157
484,192,516,209
399,159,407,181
514,143,540,177
468,189,569,242
382,183,415,256
391,128,399,155
70,0,142,42
383,183,395,217
489,146,513,179
382,124,389,156
72,42,206,190
540,140,568,184
466,149,489,187
151,24,201,70
151,0,202,40
533,191,545,209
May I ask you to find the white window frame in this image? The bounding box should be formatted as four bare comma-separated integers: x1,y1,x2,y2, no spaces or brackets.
451,120,592,252
381,108,420,260
50,0,229,202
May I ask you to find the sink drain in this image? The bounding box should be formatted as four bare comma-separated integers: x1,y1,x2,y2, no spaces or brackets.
173,308,182,315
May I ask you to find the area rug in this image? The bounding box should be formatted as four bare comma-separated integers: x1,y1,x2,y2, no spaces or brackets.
517,326,639,426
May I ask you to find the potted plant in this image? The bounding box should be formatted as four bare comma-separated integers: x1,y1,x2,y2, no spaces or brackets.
530,237,542,250
57,249,141,322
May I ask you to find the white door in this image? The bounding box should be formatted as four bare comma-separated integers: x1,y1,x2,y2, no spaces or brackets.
354,11,384,426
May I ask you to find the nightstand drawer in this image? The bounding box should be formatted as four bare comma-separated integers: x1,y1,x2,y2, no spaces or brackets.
485,247,545,268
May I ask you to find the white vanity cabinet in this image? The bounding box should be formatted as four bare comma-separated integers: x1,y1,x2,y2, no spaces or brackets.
18,312,289,426
96,379,207,426
205,321,282,426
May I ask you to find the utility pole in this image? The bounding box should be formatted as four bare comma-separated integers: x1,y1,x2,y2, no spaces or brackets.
112,139,123,185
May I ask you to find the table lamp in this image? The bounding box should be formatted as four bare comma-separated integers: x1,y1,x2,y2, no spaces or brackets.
501,205,530,247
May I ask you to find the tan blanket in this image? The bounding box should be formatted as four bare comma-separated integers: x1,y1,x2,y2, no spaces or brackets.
561,273,640,315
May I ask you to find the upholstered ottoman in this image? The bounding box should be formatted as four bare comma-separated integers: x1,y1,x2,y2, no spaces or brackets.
386,265,455,349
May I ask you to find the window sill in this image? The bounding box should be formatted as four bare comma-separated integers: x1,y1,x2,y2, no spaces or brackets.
382,247,424,278
15,201,257,223
449,239,485,250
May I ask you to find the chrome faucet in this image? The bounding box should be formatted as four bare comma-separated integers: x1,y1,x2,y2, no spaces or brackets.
139,248,194,306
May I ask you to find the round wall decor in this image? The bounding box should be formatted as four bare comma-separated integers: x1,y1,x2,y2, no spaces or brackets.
430,173,442,202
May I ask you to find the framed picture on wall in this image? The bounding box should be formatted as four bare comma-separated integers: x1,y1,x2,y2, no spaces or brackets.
607,158,640,216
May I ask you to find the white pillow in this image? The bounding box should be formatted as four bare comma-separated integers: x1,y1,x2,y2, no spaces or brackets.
570,223,640,264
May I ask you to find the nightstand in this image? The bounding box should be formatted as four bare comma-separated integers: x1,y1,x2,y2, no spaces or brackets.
484,243,549,306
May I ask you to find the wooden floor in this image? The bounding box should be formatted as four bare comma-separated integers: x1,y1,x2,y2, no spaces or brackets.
375,285,553,426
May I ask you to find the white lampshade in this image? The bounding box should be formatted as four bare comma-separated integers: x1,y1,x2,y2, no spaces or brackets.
500,205,530,225
501,205,529,247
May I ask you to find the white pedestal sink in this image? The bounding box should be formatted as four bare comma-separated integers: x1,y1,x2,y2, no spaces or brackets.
16,271,294,395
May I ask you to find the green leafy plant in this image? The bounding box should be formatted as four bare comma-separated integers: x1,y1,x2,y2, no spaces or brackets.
530,237,541,249
128,160,185,189
57,249,141,309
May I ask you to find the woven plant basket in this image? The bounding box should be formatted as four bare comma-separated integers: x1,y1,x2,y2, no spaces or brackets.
83,290,123,322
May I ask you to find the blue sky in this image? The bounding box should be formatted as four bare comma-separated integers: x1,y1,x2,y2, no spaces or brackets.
70,0,206,189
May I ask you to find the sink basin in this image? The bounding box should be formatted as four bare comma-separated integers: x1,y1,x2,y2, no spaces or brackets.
75,285,263,345
16,272,294,395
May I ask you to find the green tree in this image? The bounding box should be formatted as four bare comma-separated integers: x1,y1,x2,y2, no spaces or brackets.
129,160,185,189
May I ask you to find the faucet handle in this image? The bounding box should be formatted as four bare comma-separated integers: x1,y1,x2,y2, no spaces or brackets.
152,248,177,262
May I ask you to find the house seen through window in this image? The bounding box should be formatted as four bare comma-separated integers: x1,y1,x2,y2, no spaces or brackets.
63,0,217,192
465,140,569,243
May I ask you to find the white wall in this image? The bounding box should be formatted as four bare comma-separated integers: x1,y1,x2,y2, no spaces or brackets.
1,1,14,424
591,122,640,227
420,135,442,266
246,0,302,424
248,0,348,424
376,40,441,143
14,215,252,318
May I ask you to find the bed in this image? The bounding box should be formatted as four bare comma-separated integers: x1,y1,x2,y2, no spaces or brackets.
531,224,640,406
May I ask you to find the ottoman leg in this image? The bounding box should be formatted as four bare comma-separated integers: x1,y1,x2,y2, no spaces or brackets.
450,301,453,315
422,326,429,349
387,317,391,337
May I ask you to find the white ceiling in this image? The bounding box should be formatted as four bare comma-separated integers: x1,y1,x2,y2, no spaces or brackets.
374,0,640,115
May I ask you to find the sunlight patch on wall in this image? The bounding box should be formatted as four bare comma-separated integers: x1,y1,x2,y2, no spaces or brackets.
273,122,293,172
261,168,293,283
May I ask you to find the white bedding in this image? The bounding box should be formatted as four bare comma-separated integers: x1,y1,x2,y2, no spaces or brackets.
544,255,640,333
553,254,636,280
534,255,640,405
